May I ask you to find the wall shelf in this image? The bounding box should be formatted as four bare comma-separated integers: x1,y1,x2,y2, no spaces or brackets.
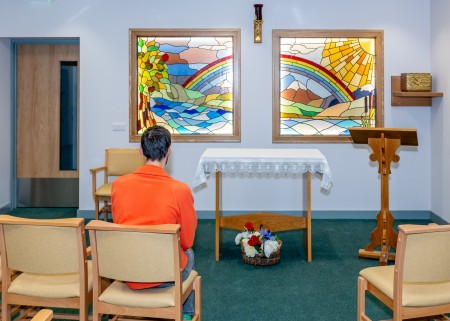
391,76,443,106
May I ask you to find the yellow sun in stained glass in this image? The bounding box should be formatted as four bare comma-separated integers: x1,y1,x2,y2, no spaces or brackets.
321,38,376,92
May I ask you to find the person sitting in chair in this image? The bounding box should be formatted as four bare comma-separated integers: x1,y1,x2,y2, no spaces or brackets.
112,125,198,320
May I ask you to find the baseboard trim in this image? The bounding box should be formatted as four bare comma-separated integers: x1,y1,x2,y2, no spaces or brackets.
0,204,11,213
78,209,432,220
196,210,431,220
77,209,95,219
430,212,449,224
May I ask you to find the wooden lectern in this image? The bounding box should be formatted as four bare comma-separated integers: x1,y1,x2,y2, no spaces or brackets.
349,128,418,266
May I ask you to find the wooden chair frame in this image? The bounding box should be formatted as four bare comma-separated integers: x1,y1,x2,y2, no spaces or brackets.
90,158,111,221
30,309,53,321
0,215,92,321
90,148,144,221
358,224,450,321
0,267,21,320
86,220,202,321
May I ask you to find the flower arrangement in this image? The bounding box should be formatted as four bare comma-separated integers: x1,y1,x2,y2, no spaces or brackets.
235,222,281,259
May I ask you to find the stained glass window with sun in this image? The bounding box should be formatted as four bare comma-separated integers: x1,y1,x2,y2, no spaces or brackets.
273,30,384,143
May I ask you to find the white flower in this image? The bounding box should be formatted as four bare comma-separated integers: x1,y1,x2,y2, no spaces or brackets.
235,233,243,245
235,231,252,245
263,240,279,258
236,223,281,260
243,241,258,257
242,231,251,239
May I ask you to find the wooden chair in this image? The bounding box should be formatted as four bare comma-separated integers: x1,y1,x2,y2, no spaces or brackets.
358,224,450,321
0,262,21,321
86,220,202,321
30,309,53,321
90,148,145,221
0,215,92,321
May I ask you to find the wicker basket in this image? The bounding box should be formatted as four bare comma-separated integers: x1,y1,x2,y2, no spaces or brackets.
240,240,282,266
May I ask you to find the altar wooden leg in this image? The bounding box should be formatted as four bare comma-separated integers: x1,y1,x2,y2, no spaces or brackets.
215,171,221,261
306,172,312,262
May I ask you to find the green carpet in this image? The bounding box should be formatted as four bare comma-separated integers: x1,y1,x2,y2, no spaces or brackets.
4,208,430,320
5,208,78,219
195,219,398,321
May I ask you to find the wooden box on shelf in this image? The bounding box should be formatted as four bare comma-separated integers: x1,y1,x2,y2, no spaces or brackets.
391,76,443,106
401,73,432,92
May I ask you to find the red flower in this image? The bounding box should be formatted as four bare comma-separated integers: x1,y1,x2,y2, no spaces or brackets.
247,235,262,246
244,222,254,231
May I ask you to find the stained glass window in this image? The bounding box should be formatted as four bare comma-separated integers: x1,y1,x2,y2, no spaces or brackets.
130,29,241,142
273,30,384,143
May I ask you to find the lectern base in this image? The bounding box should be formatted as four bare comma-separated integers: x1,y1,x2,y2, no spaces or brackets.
358,249,395,262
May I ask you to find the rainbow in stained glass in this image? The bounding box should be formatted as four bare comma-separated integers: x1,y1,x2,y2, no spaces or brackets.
136,36,234,135
279,37,376,137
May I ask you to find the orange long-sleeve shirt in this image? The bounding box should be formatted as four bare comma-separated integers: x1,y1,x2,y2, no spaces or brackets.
111,164,197,290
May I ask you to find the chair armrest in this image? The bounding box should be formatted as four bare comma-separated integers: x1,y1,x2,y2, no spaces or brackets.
31,309,53,321
90,166,107,200
90,166,106,174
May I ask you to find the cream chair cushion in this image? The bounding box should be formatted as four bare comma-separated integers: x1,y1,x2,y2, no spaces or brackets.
95,230,175,282
8,261,93,299
99,270,198,308
106,149,144,177
360,265,450,307
403,231,450,282
95,183,112,198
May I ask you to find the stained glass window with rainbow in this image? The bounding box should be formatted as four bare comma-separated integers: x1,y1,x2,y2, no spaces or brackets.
136,36,234,136
279,36,378,137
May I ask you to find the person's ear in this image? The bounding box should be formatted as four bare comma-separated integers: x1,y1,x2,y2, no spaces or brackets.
164,146,172,165
139,147,144,155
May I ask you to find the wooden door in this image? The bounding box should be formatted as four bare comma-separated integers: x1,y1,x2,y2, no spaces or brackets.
16,44,79,207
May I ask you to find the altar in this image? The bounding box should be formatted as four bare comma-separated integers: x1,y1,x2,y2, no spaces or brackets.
193,148,333,262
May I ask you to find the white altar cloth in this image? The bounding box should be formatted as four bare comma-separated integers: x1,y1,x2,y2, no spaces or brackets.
193,148,333,189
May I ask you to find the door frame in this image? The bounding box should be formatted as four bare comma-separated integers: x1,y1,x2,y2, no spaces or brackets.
10,38,80,208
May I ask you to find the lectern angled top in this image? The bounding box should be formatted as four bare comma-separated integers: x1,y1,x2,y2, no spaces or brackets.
348,128,418,146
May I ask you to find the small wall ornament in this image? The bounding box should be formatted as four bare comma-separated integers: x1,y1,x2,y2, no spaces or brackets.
400,73,432,92
254,4,263,43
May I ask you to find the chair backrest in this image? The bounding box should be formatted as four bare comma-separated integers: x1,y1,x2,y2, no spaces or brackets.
86,220,181,283
398,224,450,283
0,215,86,274
105,148,145,177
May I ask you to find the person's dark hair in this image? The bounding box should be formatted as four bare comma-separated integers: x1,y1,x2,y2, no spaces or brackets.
141,125,171,161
